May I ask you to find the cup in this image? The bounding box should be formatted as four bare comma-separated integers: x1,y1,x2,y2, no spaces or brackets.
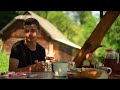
52,62,68,76
97,66,112,75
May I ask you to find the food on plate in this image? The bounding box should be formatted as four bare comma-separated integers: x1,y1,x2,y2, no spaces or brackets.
80,68,102,79
68,67,108,79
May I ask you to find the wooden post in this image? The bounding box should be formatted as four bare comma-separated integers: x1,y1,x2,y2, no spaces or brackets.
100,11,104,19
73,11,120,68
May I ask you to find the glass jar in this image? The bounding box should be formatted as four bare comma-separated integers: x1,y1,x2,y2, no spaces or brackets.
104,49,119,74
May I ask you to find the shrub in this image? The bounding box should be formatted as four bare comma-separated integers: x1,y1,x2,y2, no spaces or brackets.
0,50,9,72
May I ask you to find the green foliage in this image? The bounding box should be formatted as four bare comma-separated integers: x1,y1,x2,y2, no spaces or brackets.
0,50,9,72
94,15,120,63
78,11,93,25
33,11,48,19
34,11,85,46
105,16,120,51
78,11,99,39
47,11,88,46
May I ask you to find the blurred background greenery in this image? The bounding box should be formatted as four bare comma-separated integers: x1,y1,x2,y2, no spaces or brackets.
0,11,120,72
0,50,9,72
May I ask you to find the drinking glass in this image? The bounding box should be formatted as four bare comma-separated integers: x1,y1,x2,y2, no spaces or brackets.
68,61,76,72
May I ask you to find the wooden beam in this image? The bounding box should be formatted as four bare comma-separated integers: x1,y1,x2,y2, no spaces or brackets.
100,11,104,19
73,11,120,68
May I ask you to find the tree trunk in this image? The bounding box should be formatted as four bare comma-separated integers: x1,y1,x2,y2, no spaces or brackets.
73,11,120,68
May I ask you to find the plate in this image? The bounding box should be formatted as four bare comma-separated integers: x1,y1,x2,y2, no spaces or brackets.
68,68,109,79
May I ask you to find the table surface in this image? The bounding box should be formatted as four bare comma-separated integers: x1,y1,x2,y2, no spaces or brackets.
109,74,120,79
0,71,120,79
0,71,68,79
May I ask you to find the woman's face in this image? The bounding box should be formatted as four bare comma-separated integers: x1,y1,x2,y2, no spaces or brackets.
24,24,39,42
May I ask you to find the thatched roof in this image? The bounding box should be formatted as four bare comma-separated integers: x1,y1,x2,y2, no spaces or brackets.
0,11,81,49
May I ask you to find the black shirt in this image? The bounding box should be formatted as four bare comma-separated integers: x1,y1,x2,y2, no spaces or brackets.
10,40,46,68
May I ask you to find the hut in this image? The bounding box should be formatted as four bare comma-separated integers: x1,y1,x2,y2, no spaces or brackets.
0,11,81,62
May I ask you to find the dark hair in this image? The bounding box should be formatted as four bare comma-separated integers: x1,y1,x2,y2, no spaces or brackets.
23,18,40,29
